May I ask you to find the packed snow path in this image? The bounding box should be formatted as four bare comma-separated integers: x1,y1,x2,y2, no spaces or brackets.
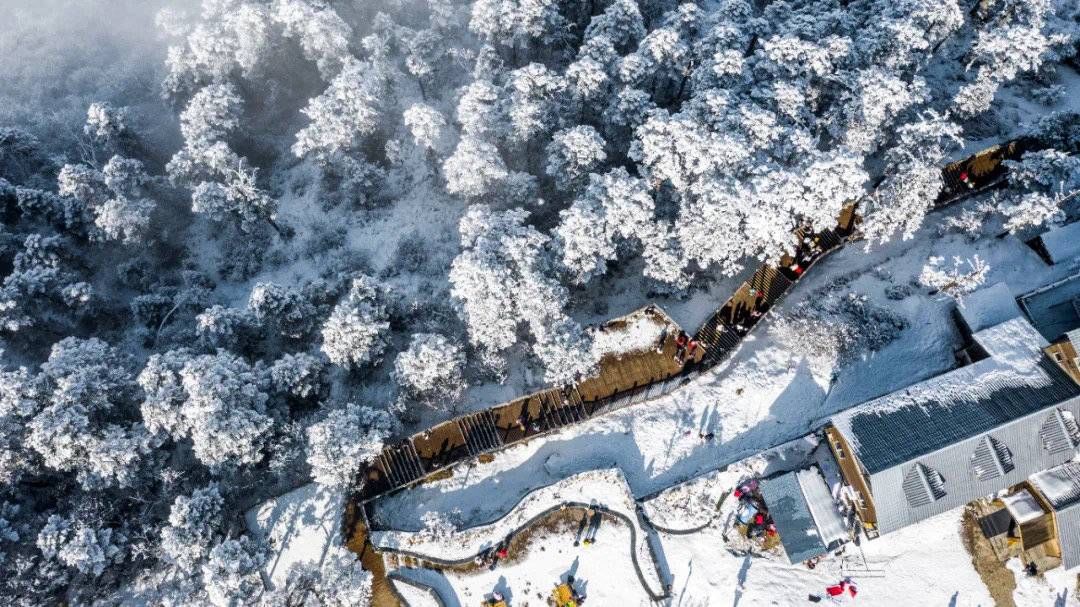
370,469,668,599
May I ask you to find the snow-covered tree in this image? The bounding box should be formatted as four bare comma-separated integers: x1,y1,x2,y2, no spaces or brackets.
181,84,243,150
456,79,503,138
555,167,662,284
862,112,963,244
201,535,266,607
320,277,390,369
196,305,257,349
271,0,354,79
293,60,387,161
584,0,647,54
442,137,509,198
470,0,569,52
37,515,125,578
167,84,279,233
84,102,128,145
393,333,466,406
161,0,272,95
138,349,194,439
308,545,373,607
25,337,149,490
919,255,990,300
1002,192,1068,233
160,484,224,573
306,403,397,487
545,126,607,192
179,352,272,468
450,205,596,382
272,545,372,607
403,103,448,151
270,352,327,400
248,282,318,340
1000,149,1080,231
506,63,564,143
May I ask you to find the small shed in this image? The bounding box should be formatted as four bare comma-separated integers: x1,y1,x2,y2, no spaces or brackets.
956,282,1023,335
1002,488,1057,559
1030,461,1080,570
759,466,848,564
1018,273,1080,342
1037,222,1080,265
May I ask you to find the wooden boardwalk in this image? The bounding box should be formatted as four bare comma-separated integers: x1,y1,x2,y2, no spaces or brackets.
345,137,1043,592
343,501,401,607
358,306,690,500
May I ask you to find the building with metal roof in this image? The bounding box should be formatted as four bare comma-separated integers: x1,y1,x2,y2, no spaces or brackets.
1029,461,1080,569
955,282,1023,335
826,316,1080,536
1018,272,1080,342
1036,221,1080,266
758,466,848,564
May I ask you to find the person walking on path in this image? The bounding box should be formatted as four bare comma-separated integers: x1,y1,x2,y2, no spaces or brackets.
682,339,699,364
673,331,689,363
582,509,602,545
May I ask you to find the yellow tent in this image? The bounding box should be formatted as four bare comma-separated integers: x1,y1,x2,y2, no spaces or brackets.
551,583,577,607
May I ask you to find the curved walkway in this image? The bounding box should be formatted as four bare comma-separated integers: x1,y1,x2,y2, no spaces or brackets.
372,469,670,601
386,503,668,602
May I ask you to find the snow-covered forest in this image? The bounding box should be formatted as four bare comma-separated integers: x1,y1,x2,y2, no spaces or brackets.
1,0,1080,604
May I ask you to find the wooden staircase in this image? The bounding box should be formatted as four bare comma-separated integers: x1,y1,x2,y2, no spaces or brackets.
377,442,425,488
458,410,503,456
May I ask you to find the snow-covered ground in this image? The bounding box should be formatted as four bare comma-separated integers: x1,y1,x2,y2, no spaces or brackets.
657,508,999,606
246,193,1080,606
360,193,1080,605
387,502,1075,606
244,483,345,588
420,517,652,607
370,195,1078,533
1010,559,1079,606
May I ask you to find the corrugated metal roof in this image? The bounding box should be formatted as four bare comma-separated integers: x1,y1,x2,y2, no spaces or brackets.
759,471,829,564
828,316,1080,535
1018,273,1080,341
1054,504,1080,570
831,318,1072,474
867,397,1080,534
837,356,1078,474
1030,461,1080,510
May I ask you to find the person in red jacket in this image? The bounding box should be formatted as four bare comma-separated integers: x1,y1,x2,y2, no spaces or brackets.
825,579,857,598
673,331,689,363
960,170,974,188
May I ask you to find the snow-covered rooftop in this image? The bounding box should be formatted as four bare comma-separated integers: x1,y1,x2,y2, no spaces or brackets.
956,282,1022,334
1018,272,1080,341
1030,461,1080,570
1030,461,1080,510
830,316,1070,474
759,465,849,564
1002,489,1045,524
1039,221,1080,265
